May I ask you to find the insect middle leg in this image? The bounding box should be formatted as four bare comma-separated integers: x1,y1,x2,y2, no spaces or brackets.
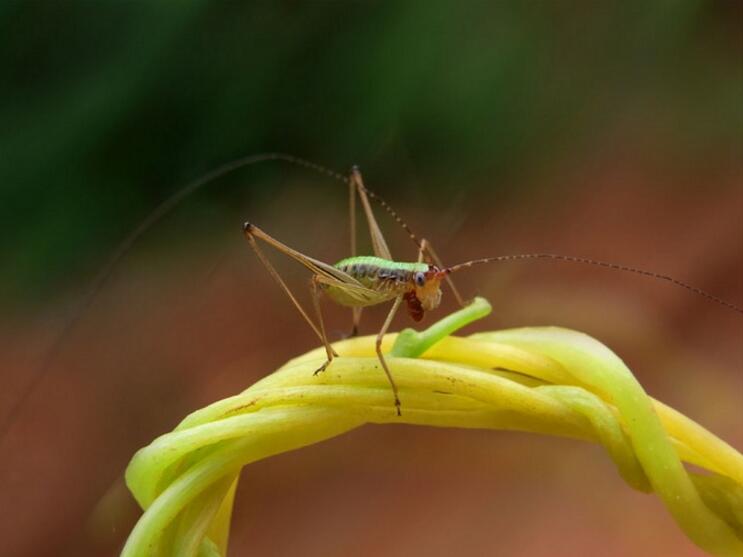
375,296,403,416
345,307,362,339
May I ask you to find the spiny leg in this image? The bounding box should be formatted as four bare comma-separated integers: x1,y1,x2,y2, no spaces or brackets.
310,276,337,374
375,296,404,416
243,224,327,345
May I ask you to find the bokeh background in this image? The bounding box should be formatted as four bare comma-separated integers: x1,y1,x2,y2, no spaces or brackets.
1,2,742,556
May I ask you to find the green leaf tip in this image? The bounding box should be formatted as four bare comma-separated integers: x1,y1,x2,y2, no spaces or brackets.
392,296,492,358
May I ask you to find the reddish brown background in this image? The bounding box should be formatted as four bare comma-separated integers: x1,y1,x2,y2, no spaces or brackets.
2,149,741,556
1,3,742,556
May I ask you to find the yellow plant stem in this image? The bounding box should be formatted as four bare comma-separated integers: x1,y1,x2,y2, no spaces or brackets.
124,298,743,556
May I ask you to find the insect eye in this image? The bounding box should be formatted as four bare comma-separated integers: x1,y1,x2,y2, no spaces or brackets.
415,272,425,287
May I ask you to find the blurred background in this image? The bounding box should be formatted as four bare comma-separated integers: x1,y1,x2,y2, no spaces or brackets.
1,2,741,556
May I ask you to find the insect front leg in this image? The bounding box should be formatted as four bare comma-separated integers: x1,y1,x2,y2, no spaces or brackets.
418,238,466,307
310,276,338,374
375,296,403,416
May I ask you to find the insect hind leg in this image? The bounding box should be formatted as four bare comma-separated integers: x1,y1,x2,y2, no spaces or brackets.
243,222,336,360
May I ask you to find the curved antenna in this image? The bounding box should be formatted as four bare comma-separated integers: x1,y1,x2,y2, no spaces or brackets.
88,153,346,296
355,184,423,250
444,253,743,315
0,153,350,445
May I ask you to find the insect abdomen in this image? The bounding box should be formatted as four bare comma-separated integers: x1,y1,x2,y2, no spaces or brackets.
335,257,419,288
323,256,426,308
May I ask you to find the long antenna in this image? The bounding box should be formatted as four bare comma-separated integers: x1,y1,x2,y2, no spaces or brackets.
445,253,743,315
88,154,345,290
5,155,740,446
0,153,350,445
356,185,423,250
2,154,437,446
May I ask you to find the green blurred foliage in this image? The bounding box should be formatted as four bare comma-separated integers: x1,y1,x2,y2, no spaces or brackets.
1,1,740,303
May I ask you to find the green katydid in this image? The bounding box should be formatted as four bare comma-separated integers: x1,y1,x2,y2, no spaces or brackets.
3,154,741,438
242,166,460,415
239,165,743,416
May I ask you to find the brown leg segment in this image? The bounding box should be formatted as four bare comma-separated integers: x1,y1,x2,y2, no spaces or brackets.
349,177,357,257
416,239,427,263
350,167,393,260
347,177,363,337
375,296,403,415
419,237,466,307
244,225,325,342
346,306,362,338
310,276,337,374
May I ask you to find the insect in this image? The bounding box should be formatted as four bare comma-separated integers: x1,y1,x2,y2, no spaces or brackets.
2,154,741,437
241,166,460,415
238,162,743,416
